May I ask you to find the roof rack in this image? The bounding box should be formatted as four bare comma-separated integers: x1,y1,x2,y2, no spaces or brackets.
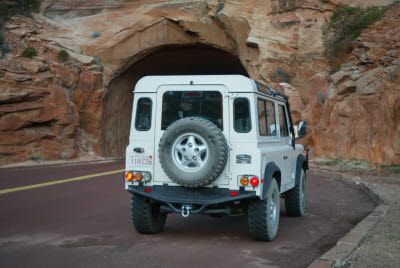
255,81,289,100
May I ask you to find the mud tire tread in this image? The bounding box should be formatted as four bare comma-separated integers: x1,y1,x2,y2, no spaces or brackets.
285,169,306,217
248,179,280,241
130,194,167,234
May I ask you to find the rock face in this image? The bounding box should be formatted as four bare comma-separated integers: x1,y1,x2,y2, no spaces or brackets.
308,4,400,164
0,0,399,165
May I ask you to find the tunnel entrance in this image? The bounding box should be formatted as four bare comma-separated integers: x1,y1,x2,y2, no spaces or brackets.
100,45,249,157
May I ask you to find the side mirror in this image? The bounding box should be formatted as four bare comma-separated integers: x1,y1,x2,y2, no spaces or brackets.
296,121,307,138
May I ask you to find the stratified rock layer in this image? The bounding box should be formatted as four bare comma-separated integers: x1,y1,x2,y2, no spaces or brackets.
0,0,399,165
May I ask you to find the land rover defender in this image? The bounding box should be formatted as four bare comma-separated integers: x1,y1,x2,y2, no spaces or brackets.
125,75,309,241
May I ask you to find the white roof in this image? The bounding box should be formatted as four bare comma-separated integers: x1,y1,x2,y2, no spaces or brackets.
134,75,257,93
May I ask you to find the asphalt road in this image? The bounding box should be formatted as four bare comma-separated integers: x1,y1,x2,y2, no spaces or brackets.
0,161,376,268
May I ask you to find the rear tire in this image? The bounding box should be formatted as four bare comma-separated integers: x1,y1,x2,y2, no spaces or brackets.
285,169,306,217
130,194,167,234
248,179,280,241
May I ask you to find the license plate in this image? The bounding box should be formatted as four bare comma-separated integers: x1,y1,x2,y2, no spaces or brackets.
132,156,153,167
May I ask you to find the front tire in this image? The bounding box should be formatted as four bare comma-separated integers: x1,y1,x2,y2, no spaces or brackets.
130,194,167,234
285,169,306,217
248,179,280,241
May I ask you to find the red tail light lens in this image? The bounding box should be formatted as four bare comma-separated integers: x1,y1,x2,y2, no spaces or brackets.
250,177,259,186
126,172,133,181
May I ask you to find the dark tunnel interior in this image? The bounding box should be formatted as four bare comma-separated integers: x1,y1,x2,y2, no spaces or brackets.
100,45,249,157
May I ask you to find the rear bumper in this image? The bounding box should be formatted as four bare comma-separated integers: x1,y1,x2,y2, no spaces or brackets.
128,185,256,206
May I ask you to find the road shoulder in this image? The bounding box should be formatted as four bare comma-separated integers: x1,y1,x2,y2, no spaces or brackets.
307,165,400,268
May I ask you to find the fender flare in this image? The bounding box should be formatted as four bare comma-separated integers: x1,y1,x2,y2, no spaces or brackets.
295,154,306,186
261,162,281,200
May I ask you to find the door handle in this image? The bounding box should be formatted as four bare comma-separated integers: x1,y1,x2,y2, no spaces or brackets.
283,156,288,160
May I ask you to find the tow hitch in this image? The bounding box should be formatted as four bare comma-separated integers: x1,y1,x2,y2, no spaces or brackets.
181,205,192,218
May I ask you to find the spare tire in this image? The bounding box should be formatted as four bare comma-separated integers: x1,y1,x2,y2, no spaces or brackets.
158,117,228,188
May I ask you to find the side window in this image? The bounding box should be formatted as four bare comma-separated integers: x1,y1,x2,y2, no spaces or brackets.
265,100,276,136
135,98,152,131
278,104,289,137
258,99,276,136
234,98,251,133
257,99,267,136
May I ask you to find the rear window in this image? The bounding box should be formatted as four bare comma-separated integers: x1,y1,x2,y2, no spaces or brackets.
234,98,251,133
135,98,152,131
161,91,222,130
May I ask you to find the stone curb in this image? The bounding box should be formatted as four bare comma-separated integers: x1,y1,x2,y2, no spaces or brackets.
307,168,392,268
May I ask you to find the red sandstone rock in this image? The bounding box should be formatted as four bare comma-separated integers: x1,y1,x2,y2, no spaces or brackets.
4,72,32,82
0,0,399,165
337,80,356,95
10,29,27,38
20,60,46,73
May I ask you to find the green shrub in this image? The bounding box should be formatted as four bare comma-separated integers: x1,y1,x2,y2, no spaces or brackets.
214,2,225,17
323,5,386,73
379,163,400,174
0,4,11,22
57,49,69,62
21,46,38,58
316,158,372,171
31,155,45,162
23,0,40,13
0,0,39,24
90,31,101,38
2,44,11,54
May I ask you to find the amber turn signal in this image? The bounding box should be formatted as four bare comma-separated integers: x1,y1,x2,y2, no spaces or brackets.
240,177,249,186
126,172,133,181
135,172,142,181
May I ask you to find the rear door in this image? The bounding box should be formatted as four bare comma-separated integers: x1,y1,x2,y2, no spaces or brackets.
153,85,230,185
126,94,156,175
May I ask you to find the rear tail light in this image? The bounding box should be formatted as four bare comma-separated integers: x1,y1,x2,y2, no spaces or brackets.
126,171,152,182
250,177,259,186
126,172,133,181
238,175,259,187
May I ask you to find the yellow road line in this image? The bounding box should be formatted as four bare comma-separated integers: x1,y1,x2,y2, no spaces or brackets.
0,169,125,195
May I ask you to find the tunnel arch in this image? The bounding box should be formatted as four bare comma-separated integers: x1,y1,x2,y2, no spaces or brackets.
100,44,249,157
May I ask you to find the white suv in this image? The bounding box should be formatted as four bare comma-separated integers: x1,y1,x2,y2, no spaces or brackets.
125,75,309,241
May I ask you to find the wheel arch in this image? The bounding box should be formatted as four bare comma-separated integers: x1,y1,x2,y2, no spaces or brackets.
261,162,281,200
295,154,307,186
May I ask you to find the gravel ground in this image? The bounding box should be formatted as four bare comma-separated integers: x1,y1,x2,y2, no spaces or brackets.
343,173,400,268
344,203,400,268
